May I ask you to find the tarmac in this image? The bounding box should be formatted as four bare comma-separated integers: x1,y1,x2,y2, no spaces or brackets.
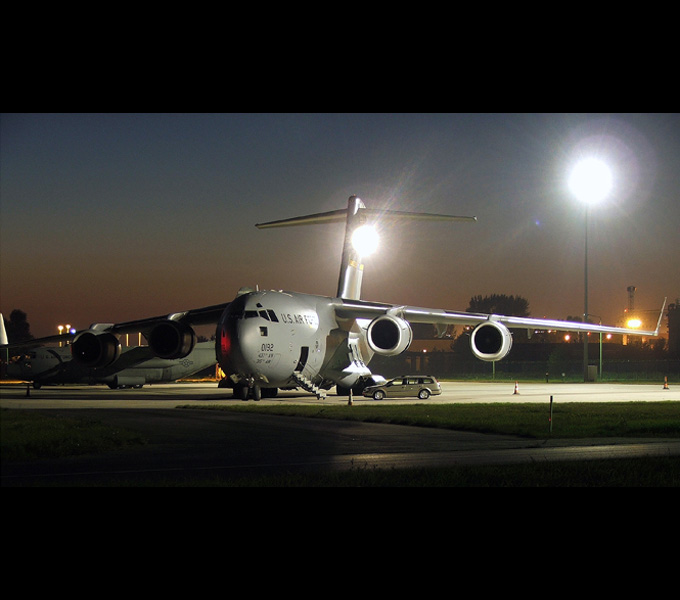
1,381,678,486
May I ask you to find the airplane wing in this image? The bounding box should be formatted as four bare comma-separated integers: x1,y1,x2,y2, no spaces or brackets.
1,335,74,352
103,302,229,337
1,313,77,352
334,297,666,338
1,303,228,353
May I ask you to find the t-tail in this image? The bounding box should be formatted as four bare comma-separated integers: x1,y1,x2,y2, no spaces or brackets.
256,195,476,300
0,313,8,346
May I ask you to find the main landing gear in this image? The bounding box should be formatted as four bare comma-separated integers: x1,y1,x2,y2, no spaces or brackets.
233,381,278,401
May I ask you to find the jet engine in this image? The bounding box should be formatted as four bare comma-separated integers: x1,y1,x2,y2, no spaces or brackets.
470,321,513,361
366,314,413,356
148,320,196,359
71,331,121,368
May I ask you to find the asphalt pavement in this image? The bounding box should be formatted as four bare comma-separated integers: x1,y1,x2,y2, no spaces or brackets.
1,381,678,486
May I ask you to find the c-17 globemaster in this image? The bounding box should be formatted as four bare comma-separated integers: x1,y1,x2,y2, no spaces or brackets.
1,335,216,389
2,196,664,400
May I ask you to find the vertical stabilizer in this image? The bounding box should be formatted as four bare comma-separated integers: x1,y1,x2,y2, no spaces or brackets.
256,195,476,300
0,314,8,345
336,195,366,300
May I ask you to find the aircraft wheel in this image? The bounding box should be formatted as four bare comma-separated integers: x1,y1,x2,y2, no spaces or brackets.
235,383,248,401
252,385,261,401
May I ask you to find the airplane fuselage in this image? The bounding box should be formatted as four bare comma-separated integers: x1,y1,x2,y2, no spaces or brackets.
216,290,373,395
8,342,216,388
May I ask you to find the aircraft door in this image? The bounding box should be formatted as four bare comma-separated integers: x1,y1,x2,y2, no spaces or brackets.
295,346,309,373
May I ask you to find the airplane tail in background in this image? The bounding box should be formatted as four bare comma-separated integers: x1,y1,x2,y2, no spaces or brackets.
1,314,8,346
256,195,477,300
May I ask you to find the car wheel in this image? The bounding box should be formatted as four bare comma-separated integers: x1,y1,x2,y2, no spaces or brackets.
373,390,385,400
418,389,430,399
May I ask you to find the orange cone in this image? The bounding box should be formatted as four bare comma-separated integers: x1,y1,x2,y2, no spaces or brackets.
663,376,669,390
513,381,520,395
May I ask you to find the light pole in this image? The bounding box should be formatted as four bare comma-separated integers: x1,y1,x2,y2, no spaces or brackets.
589,314,604,380
569,157,612,382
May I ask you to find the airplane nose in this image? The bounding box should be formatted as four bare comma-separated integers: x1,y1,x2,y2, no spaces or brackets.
220,325,231,356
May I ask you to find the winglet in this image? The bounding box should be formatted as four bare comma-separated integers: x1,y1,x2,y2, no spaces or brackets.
0,314,8,346
654,298,668,335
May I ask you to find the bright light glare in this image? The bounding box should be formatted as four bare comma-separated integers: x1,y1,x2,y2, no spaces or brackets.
569,158,612,204
627,318,642,328
351,225,379,256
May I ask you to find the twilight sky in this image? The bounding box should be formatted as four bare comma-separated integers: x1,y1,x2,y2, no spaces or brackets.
1,113,678,337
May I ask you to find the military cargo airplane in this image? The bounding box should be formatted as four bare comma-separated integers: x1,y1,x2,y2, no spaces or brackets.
1,316,216,388
3,341,216,389
1,196,664,400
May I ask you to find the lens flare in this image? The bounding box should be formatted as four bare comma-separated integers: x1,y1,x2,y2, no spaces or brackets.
569,157,613,204
351,225,379,256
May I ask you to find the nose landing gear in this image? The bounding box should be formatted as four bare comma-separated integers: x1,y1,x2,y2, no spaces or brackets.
234,380,261,401
233,378,276,401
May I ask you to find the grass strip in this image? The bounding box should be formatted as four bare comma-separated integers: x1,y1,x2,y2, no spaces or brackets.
0,409,146,461
182,401,680,440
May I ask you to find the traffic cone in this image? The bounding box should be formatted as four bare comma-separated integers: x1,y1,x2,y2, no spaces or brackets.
513,381,520,395
663,376,669,390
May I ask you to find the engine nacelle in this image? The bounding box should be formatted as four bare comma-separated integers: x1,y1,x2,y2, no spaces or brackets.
71,331,121,368
366,314,413,357
470,321,513,361
148,320,196,359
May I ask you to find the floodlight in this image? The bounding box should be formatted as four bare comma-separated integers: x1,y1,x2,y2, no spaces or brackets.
351,225,378,256
569,158,612,204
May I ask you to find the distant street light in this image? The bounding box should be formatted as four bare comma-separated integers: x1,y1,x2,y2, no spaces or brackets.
569,157,612,382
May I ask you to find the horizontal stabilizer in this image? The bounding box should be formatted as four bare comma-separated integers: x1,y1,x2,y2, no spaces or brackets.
256,209,347,229
256,208,477,229
360,208,477,223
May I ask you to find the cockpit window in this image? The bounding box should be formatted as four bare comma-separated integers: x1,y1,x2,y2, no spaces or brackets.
237,307,279,322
